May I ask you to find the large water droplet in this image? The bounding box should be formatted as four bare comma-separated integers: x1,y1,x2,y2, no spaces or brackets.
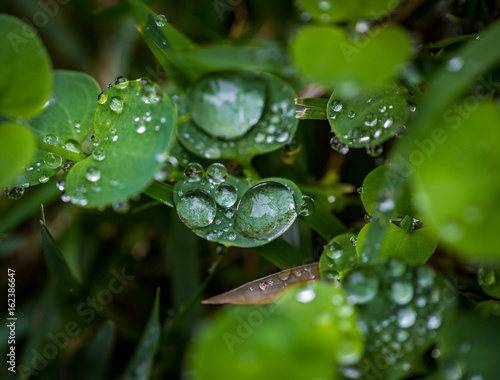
43,134,58,146
92,147,106,161
397,306,417,328
214,184,237,208
234,182,297,240
390,281,414,305
176,190,217,229
206,163,227,184
44,153,62,169
4,186,24,200
344,271,379,304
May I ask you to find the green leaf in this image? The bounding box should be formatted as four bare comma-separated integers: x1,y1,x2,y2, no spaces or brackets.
121,289,161,380
174,163,303,248
0,15,52,118
319,233,359,279
177,72,298,161
40,216,86,319
327,85,410,149
77,321,116,380
433,311,500,380
187,72,266,139
64,78,176,208
252,238,313,270
299,200,347,241
360,165,416,218
130,0,198,88
187,281,363,380
357,222,438,264
362,20,500,263
413,101,500,259
291,24,413,90
296,0,403,23
340,260,456,380
8,70,100,187
0,122,35,187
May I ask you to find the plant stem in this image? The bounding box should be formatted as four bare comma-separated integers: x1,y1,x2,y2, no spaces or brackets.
241,159,260,179
160,247,228,345
35,139,87,162
144,181,174,207
424,33,481,50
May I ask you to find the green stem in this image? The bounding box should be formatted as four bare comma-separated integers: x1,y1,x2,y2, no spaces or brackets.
35,139,87,162
160,247,227,344
424,33,481,50
144,181,174,207
241,159,260,180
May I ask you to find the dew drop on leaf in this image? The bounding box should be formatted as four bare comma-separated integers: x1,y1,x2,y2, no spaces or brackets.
214,183,237,208
206,163,228,184
3,186,24,200
155,14,167,27
92,147,106,161
109,96,124,113
43,153,62,169
176,190,217,229
184,163,205,182
85,167,101,182
97,92,108,104
43,134,58,146
234,182,298,240
299,195,315,216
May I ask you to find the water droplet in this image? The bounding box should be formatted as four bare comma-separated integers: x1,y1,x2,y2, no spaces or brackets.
114,76,128,89
397,306,417,328
43,153,62,169
63,139,81,153
155,14,167,27
39,175,50,183
330,100,343,112
4,186,24,200
184,163,204,182
234,182,297,241
63,160,75,172
97,92,108,104
92,136,101,146
214,184,237,208
43,134,58,146
278,271,290,281
206,163,227,184
299,195,315,216
347,111,356,118
326,241,343,260
446,56,464,72
344,271,379,304
364,113,378,127
85,167,101,182
56,179,66,191
366,145,383,157
284,138,301,155
136,122,147,134
350,236,357,246
112,199,130,213
296,288,316,303
383,117,393,129
109,96,124,112
92,147,106,161
390,281,414,305
176,190,217,229
330,136,349,154
442,357,464,380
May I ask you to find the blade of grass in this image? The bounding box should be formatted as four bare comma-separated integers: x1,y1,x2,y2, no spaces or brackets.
143,181,174,207
121,289,161,380
253,237,312,269
299,202,347,241
77,321,116,380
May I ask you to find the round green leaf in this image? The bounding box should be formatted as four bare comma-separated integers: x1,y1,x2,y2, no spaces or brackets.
64,78,176,208
297,0,403,23
356,222,438,264
173,163,302,247
319,233,359,280
291,24,413,89
0,15,52,118
177,72,297,160
360,166,416,218
339,260,456,380
327,85,410,149
0,122,35,187
8,70,100,187
187,281,363,380
413,101,500,259
186,72,266,139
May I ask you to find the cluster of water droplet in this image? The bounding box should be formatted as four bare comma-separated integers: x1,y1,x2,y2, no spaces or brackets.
319,233,359,281
174,163,304,245
339,260,455,378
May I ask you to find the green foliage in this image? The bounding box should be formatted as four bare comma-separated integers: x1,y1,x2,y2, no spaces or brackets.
413,101,500,259
0,14,52,118
319,233,359,279
187,281,363,380
0,122,35,187
291,24,413,90
64,78,176,208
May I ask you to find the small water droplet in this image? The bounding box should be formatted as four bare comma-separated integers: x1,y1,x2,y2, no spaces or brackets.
43,134,59,146
56,179,66,191
92,147,106,161
364,113,378,127
97,92,108,104
85,167,101,182
446,56,464,72
330,100,343,112
114,76,128,89
109,96,124,112
112,199,130,213
299,195,315,216
184,163,204,182
3,186,24,200
330,136,349,154
206,163,227,184
215,183,237,208
156,14,167,27
43,153,62,169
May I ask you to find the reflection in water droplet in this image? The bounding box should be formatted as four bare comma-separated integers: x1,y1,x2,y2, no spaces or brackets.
234,182,297,240
4,186,24,200
331,100,343,112
44,153,62,169
299,195,315,216
214,184,237,208
206,163,227,184
156,14,167,27
176,190,217,229
330,136,349,155
184,163,205,182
